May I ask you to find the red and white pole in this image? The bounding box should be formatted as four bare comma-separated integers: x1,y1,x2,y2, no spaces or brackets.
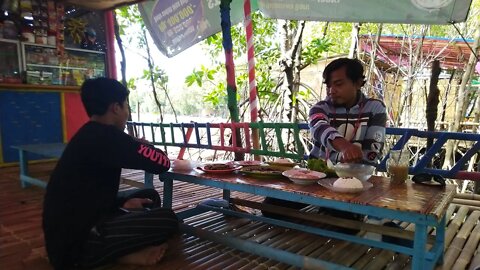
243,0,258,123
243,0,260,156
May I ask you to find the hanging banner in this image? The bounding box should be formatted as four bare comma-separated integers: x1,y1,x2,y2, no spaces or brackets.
141,0,473,58
139,0,248,57
257,0,472,25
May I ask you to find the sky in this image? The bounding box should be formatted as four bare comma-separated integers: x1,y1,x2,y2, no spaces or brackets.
115,34,210,90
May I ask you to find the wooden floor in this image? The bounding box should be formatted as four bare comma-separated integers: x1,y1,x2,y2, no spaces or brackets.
2,162,480,270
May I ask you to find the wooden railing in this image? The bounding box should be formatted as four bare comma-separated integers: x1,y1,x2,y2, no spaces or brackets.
128,121,480,181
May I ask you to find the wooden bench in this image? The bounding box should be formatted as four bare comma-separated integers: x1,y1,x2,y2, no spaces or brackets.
11,143,66,188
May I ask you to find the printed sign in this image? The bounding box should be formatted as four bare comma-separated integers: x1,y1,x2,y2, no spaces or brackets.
140,0,246,57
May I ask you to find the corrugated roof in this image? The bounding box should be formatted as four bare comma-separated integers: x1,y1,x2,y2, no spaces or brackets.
360,35,476,70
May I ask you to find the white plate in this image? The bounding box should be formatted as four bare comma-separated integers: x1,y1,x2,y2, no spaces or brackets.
282,169,326,185
318,178,373,193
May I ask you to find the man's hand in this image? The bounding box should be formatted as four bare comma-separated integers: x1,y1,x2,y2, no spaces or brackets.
122,198,152,209
331,138,363,163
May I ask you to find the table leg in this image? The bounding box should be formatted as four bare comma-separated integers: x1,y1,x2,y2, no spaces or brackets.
18,150,30,188
144,172,154,188
163,177,173,209
436,215,446,265
412,222,428,270
223,189,231,202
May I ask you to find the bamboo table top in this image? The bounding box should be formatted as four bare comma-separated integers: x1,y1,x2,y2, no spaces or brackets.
167,170,456,220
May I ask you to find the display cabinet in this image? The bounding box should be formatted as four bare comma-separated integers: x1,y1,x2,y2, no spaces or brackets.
22,43,106,86
0,39,22,84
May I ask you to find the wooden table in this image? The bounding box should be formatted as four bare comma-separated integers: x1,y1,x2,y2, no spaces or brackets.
160,169,455,270
12,143,66,188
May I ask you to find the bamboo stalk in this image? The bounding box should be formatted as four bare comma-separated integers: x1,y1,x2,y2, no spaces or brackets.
445,204,458,225
232,198,435,244
453,219,480,270
443,211,480,269
468,242,480,270
455,193,480,201
453,198,480,208
364,249,396,270
189,246,228,266
224,254,262,270
351,248,382,269
210,251,251,270
335,244,370,267
321,237,357,262
385,254,410,270
445,206,470,247
309,238,342,259
452,203,480,214
251,233,313,270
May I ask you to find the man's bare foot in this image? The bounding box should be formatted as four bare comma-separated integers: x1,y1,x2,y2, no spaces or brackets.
117,243,168,266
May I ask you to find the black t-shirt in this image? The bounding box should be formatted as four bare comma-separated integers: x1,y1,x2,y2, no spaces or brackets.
42,121,170,269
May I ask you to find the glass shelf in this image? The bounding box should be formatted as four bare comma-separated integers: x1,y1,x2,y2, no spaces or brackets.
0,39,22,84
23,43,106,86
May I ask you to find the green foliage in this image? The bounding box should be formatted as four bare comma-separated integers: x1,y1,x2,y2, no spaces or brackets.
302,37,332,66
307,158,337,177
141,66,168,87
190,11,335,117
185,65,217,87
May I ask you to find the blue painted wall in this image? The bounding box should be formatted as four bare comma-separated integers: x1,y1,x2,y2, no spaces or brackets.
0,91,63,163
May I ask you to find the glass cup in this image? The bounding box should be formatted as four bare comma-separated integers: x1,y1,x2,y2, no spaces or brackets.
387,149,409,184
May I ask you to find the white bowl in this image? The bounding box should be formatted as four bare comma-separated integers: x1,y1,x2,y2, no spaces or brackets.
333,163,375,182
171,159,193,171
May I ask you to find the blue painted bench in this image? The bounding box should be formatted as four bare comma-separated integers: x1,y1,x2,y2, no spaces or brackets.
12,143,155,189
12,143,66,188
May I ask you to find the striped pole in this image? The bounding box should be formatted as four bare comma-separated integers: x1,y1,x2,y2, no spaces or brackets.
243,0,260,157
220,0,244,161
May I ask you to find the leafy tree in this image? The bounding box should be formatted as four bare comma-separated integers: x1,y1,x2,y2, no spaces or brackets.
115,5,177,122
187,11,331,124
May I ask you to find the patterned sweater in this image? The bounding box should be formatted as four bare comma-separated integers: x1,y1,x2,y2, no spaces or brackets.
308,91,387,166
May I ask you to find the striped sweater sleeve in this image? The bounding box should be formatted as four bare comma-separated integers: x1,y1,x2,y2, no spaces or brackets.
361,100,387,164
308,101,342,151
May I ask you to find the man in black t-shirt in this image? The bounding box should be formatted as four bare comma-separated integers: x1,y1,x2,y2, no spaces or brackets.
43,78,178,269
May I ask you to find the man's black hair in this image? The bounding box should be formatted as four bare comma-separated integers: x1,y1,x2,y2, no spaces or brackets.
323,58,366,87
81,77,129,117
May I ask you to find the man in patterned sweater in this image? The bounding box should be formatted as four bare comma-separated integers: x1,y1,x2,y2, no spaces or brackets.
308,59,414,246
263,58,387,221
309,57,387,166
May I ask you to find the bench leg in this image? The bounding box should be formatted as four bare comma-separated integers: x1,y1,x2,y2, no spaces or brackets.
144,172,154,188
223,189,231,202
18,150,31,188
163,178,173,209
412,223,428,270
436,215,446,265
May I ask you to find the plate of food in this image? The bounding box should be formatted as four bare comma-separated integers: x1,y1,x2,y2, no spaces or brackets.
282,168,326,185
239,165,287,179
318,177,373,193
235,160,263,166
266,158,299,168
198,163,242,173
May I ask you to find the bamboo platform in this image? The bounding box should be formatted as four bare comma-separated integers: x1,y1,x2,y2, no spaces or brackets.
1,163,480,269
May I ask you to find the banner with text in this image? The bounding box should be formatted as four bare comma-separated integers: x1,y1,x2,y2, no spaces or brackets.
140,0,247,57
257,0,472,24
